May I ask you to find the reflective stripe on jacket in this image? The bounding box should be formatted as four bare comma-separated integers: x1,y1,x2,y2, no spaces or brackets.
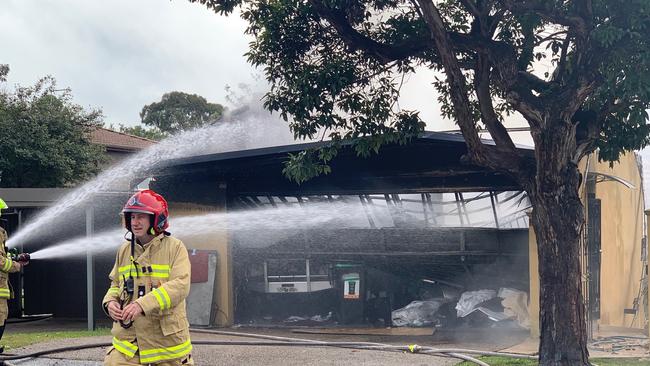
0,228,20,299
102,234,192,364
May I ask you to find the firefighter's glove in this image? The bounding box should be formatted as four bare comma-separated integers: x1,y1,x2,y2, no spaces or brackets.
16,253,29,266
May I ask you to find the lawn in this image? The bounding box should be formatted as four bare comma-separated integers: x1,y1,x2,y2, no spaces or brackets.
2,328,111,350
458,356,650,365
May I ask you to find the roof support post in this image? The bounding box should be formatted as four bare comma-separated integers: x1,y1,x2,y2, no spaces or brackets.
86,204,95,331
490,192,500,228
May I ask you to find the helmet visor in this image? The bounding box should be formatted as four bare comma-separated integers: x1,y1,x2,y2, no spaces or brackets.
122,208,154,215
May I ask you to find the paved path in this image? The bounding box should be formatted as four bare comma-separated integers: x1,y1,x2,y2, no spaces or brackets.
1,323,528,366
3,333,458,366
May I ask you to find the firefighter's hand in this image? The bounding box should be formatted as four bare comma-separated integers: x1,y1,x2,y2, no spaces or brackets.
107,301,123,321
17,253,29,266
122,302,144,322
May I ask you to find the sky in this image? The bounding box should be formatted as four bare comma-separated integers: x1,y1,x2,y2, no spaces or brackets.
0,0,539,145
0,0,467,134
2,0,649,207
2,0,648,192
0,0,258,126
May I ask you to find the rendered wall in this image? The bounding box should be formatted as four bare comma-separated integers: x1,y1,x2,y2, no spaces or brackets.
168,202,233,326
590,153,646,329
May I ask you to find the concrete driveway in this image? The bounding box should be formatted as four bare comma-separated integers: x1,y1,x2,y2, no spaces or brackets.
1,324,528,366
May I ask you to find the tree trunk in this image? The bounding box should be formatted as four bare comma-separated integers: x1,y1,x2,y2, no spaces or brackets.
529,161,590,365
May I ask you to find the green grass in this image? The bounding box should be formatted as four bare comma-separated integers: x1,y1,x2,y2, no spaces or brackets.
458,356,650,365
456,356,536,365
2,328,111,350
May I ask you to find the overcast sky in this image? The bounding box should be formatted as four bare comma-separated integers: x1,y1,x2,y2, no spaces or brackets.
1,0,258,126
3,1,650,205
0,0,463,133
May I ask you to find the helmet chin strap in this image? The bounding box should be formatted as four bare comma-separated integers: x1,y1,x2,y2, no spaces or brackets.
119,228,139,329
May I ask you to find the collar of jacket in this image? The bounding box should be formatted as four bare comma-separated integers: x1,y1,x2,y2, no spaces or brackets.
140,233,166,249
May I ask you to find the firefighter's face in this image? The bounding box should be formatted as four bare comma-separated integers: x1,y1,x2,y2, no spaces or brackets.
130,212,152,237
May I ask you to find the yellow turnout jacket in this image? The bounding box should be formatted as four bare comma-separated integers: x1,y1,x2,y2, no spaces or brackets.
102,234,192,364
0,228,20,300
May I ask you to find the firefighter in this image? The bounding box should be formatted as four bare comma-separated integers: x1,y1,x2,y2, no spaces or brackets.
103,190,193,365
0,198,29,354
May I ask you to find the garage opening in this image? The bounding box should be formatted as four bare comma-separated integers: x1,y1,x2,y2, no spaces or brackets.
231,191,530,331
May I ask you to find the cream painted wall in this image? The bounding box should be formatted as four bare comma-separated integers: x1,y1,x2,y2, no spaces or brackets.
168,202,234,326
590,153,646,329
528,152,647,336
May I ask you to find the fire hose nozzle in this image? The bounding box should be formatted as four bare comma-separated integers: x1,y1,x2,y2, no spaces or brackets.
16,253,30,263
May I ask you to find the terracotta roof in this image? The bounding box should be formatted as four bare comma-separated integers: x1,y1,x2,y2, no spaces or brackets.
90,127,157,151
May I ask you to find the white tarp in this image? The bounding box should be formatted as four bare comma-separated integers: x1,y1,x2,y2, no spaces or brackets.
455,290,496,317
391,300,446,327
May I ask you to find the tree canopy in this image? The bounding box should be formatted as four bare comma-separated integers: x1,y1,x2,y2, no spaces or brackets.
0,67,105,188
140,91,225,135
192,1,650,364
114,124,167,141
192,0,650,184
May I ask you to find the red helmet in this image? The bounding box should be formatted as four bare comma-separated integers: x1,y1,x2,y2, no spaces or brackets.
122,190,169,235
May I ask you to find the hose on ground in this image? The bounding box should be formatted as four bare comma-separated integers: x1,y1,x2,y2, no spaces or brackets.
5,314,53,324
190,328,537,360
0,340,490,366
0,328,539,366
0,342,110,360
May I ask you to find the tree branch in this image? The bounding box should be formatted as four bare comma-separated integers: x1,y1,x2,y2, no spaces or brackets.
310,0,493,67
553,35,571,82
310,0,546,151
480,41,545,126
572,108,600,163
488,8,507,35
474,53,518,152
505,89,544,128
409,0,531,177
459,0,480,17
534,30,568,47
500,0,587,30
576,0,594,24
518,71,551,92
409,0,424,19
309,0,434,64
415,0,482,149
541,1,597,122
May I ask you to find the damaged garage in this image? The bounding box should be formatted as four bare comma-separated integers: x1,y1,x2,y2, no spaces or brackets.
149,132,533,331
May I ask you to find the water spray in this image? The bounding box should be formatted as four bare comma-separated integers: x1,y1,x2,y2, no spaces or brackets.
29,202,371,260
6,105,297,248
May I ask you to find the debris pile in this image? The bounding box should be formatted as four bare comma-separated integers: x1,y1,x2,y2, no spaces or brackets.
392,286,530,329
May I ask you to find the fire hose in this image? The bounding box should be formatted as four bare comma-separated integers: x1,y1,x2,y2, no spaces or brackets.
0,328,538,366
5,314,52,324
191,328,537,361
7,250,29,264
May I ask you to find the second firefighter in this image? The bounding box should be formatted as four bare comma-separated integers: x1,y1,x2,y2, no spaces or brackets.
103,190,193,366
